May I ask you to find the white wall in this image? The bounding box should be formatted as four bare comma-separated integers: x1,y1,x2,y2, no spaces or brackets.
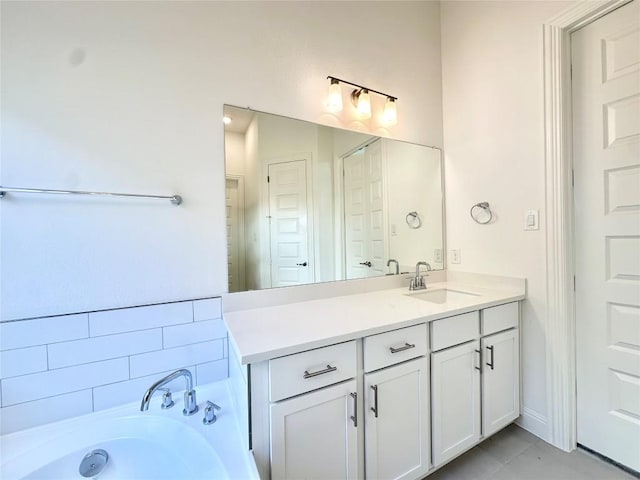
440,0,572,441
1,0,443,321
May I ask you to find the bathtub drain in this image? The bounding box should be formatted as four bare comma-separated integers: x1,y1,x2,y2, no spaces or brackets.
79,449,109,477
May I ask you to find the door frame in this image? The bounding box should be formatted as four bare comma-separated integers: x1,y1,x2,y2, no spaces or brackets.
225,174,246,292
543,0,633,452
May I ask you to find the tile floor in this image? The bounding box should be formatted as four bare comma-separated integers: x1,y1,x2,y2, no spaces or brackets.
426,424,638,480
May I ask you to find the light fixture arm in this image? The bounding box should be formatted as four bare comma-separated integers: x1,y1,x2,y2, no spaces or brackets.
326,76,397,101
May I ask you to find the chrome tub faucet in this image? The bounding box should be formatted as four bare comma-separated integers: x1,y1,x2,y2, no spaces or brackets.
140,369,198,416
387,258,399,275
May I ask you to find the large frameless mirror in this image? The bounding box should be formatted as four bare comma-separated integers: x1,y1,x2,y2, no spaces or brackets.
224,105,444,292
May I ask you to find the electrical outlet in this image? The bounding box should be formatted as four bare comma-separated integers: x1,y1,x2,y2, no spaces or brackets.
434,248,442,263
451,249,461,264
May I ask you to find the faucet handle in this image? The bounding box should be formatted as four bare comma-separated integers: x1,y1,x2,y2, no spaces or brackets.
203,401,221,425
157,388,174,409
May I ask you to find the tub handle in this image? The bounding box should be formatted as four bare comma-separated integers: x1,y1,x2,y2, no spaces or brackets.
203,401,221,425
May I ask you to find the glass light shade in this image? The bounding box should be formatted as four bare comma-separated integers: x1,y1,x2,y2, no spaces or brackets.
327,81,343,113
356,90,371,119
223,116,232,125
383,98,397,126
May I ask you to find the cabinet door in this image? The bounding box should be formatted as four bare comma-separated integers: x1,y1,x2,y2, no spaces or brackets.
431,340,481,467
365,357,429,480
270,380,358,480
482,329,520,437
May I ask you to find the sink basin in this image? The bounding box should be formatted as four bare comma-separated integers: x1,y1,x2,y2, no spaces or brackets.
407,289,480,304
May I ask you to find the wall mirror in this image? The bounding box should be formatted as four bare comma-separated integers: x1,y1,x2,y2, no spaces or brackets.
224,105,444,293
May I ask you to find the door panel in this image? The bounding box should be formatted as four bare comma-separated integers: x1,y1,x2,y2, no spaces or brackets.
573,0,640,470
268,160,311,287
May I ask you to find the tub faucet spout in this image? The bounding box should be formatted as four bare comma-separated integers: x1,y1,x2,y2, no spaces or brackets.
140,369,198,416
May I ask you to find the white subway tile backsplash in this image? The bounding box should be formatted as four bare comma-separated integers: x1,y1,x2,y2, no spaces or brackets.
0,297,229,434
195,359,228,385
193,298,222,322
0,390,93,435
0,346,48,378
130,340,223,379
163,319,226,349
89,301,193,337
92,366,196,412
48,329,162,369
1,357,129,406
0,314,88,351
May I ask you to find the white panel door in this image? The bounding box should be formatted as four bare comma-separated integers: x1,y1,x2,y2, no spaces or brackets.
481,329,520,437
431,340,481,467
343,139,388,279
270,380,358,480
226,177,245,292
268,160,311,287
573,0,640,470
364,357,429,480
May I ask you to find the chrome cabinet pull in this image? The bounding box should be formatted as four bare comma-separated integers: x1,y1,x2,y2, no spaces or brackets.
303,364,337,379
370,385,379,418
486,345,495,370
350,392,358,427
389,342,416,354
475,349,481,371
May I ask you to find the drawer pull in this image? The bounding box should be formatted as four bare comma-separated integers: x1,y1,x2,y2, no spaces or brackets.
370,385,379,418
350,392,358,427
486,345,495,370
389,342,416,354
303,364,337,379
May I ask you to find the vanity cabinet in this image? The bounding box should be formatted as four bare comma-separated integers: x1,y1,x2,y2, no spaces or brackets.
270,380,358,480
431,303,520,467
363,324,430,480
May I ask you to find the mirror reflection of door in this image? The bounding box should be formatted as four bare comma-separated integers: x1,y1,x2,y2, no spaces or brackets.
226,176,246,292
267,160,311,287
343,139,388,279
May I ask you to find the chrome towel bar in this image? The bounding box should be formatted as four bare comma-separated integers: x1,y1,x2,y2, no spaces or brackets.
0,186,182,205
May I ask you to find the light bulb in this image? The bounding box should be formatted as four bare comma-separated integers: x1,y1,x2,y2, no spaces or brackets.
223,116,232,125
383,98,397,126
356,89,371,119
327,79,343,113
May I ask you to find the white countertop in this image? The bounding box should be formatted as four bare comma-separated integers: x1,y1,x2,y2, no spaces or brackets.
224,277,525,365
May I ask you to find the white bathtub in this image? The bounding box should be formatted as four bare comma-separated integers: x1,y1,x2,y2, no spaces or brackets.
0,380,257,480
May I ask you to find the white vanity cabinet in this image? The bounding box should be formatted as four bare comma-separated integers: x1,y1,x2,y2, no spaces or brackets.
430,313,482,466
266,341,359,480
363,325,430,480
431,303,520,468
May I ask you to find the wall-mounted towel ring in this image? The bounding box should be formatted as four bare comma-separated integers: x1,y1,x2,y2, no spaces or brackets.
406,211,422,229
470,202,493,224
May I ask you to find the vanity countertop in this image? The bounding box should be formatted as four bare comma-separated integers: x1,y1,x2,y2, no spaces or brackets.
224,278,525,365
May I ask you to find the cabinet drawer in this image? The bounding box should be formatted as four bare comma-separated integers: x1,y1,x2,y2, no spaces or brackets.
364,323,428,372
269,341,357,402
431,311,479,351
482,302,519,335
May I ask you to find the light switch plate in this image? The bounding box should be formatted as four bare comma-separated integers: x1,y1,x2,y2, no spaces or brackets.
434,248,443,263
451,249,461,264
524,210,539,231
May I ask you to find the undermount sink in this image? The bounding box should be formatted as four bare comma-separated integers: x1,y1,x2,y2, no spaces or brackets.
407,288,480,304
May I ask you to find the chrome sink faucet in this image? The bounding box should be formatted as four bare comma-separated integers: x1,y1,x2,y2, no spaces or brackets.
140,369,198,416
387,258,399,275
409,261,432,291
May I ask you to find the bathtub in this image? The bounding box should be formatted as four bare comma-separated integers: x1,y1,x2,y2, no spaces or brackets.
0,380,257,480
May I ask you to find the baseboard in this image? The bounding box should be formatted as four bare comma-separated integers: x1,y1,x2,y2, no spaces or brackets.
517,407,550,443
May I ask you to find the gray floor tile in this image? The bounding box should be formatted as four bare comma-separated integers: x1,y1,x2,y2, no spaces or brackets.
477,423,540,464
427,446,503,480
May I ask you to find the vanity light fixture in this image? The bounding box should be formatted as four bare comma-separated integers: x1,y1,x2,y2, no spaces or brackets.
326,76,398,124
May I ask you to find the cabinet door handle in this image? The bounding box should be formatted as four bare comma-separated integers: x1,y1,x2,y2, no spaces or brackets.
389,342,415,354
475,349,482,371
486,345,495,370
303,364,337,379
350,392,358,427
370,385,379,418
